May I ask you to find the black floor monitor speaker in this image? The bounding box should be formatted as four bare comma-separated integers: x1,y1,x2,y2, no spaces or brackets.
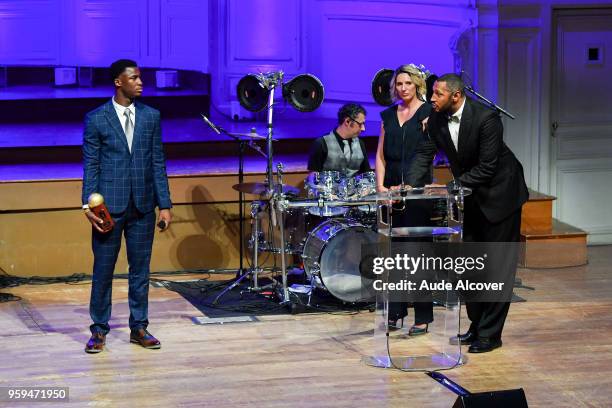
452,388,528,408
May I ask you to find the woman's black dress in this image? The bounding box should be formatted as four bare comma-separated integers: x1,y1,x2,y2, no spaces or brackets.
380,103,433,325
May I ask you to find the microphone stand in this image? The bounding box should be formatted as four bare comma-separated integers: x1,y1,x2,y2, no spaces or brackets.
200,114,266,283
464,85,515,120
205,71,284,304
460,70,515,120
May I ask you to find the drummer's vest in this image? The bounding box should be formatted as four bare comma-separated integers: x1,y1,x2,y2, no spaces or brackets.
322,132,363,178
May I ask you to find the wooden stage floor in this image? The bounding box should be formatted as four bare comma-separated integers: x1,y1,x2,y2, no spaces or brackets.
1,245,611,407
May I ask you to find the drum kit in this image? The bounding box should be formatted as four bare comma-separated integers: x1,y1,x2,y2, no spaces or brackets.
217,163,468,307
206,68,471,306
231,169,380,304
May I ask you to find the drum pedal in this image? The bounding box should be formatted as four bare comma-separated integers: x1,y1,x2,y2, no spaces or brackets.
288,284,312,294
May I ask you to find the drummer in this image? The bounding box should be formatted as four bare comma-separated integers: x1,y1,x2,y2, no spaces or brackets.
307,103,371,177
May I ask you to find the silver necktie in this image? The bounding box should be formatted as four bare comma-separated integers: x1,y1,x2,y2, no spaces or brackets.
343,139,351,162
124,109,133,152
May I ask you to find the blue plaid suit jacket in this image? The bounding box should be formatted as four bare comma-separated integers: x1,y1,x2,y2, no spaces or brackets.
82,100,172,214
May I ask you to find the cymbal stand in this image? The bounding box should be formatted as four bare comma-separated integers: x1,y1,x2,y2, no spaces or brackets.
211,71,283,304
250,201,262,290
211,202,265,304
201,114,266,277
238,139,246,274
201,116,268,305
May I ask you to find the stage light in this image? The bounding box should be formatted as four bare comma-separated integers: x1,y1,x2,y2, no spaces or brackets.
236,72,324,113
426,73,438,102
236,74,269,112
371,68,394,106
282,74,324,112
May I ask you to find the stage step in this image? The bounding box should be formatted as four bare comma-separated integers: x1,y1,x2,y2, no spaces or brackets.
521,189,555,234
520,220,588,268
520,190,588,268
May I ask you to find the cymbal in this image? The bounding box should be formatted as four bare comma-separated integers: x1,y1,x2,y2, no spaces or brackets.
231,132,268,140
233,133,279,142
232,182,300,196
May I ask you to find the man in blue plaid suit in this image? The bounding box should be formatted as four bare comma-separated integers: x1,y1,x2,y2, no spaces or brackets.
82,59,172,353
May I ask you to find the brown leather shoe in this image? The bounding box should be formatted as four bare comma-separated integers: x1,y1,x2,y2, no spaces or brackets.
85,332,106,354
130,329,161,349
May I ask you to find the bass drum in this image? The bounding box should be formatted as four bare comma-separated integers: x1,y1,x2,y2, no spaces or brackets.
301,219,378,303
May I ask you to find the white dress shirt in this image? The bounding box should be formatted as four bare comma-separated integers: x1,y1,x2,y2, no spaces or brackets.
112,97,136,150
448,97,466,152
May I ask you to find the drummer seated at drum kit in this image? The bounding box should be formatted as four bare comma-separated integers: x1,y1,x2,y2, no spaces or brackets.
307,102,371,178
305,103,377,219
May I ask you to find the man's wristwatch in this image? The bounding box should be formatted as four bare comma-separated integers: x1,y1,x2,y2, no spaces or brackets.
82,204,91,213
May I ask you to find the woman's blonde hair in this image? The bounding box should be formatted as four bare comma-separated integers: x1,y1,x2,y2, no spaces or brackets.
390,64,427,102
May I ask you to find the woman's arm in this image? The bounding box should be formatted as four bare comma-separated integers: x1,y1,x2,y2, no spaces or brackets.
375,123,388,192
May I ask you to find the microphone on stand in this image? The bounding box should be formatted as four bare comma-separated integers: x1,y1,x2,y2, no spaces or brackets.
458,70,516,119
200,113,221,134
87,193,115,233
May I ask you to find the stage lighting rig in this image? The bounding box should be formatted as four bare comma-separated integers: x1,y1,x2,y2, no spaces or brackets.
282,74,324,112
236,71,324,113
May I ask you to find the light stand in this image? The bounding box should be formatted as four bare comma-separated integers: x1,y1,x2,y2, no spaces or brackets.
265,80,277,194
273,163,290,302
223,70,324,304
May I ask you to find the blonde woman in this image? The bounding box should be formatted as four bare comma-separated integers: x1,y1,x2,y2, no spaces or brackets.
375,64,434,335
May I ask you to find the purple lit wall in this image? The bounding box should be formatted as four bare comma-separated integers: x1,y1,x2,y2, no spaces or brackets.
1,0,475,118
0,0,208,70
3,0,612,242
209,0,477,120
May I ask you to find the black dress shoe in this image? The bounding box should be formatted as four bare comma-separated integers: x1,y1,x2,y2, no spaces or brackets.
468,338,502,353
387,317,404,331
449,331,477,345
408,324,429,336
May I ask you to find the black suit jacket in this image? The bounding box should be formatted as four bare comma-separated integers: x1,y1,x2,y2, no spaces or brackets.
410,97,528,224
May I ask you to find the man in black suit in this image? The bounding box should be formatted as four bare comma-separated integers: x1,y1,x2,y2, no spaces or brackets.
410,73,529,353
